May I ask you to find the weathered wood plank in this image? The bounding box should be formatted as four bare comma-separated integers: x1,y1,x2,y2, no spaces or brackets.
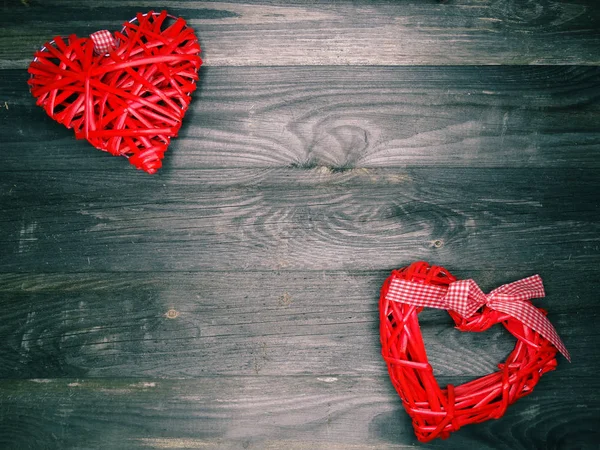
2,66,600,170
1,1,598,449
0,375,597,450
0,270,589,378
1,0,600,68
0,168,598,272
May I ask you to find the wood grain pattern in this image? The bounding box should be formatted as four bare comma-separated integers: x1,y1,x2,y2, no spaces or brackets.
1,168,598,272
1,0,600,68
2,66,600,171
0,375,597,450
1,0,599,448
0,270,591,379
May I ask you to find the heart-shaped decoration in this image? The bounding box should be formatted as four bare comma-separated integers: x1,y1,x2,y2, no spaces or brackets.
379,262,569,442
28,11,202,174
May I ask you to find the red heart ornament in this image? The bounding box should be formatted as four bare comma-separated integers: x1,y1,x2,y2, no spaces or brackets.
28,11,202,174
379,262,569,442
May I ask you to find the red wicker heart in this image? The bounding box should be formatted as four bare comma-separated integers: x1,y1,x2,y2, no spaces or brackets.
28,11,202,174
379,262,566,442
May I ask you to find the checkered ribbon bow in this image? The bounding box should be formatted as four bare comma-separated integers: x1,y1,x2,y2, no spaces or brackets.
90,30,117,55
386,274,570,361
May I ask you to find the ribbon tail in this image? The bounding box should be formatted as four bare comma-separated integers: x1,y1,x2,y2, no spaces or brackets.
491,300,570,362
488,274,545,300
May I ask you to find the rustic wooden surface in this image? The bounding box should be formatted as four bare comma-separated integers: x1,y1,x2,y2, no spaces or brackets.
2,0,600,67
1,1,600,449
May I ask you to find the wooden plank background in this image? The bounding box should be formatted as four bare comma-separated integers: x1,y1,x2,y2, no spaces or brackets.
1,1,599,449
2,0,600,67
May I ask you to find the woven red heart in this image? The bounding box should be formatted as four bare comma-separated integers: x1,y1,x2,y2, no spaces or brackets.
379,261,569,442
28,11,202,174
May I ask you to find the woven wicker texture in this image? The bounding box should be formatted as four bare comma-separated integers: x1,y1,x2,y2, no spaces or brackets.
28,11,202,174
379,262,561,442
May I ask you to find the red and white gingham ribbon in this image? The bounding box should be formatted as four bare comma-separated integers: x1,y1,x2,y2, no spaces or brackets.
386,274,570,361
90,30,116,55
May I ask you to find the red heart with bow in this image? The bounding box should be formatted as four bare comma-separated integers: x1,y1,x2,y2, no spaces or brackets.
28,11,202,174
379,262,569,442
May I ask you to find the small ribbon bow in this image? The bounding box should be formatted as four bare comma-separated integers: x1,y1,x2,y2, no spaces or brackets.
386,274,570,361
90,30,117,55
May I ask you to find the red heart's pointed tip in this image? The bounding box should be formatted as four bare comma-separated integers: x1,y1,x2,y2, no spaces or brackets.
136,157,163,174
134,160,162,174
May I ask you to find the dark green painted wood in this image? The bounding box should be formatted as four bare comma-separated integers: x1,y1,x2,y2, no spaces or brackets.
2,66,600,170
0,375,598,450
0,168,598,272
0,270,593,379
1,0,600,67
1,1,599,448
